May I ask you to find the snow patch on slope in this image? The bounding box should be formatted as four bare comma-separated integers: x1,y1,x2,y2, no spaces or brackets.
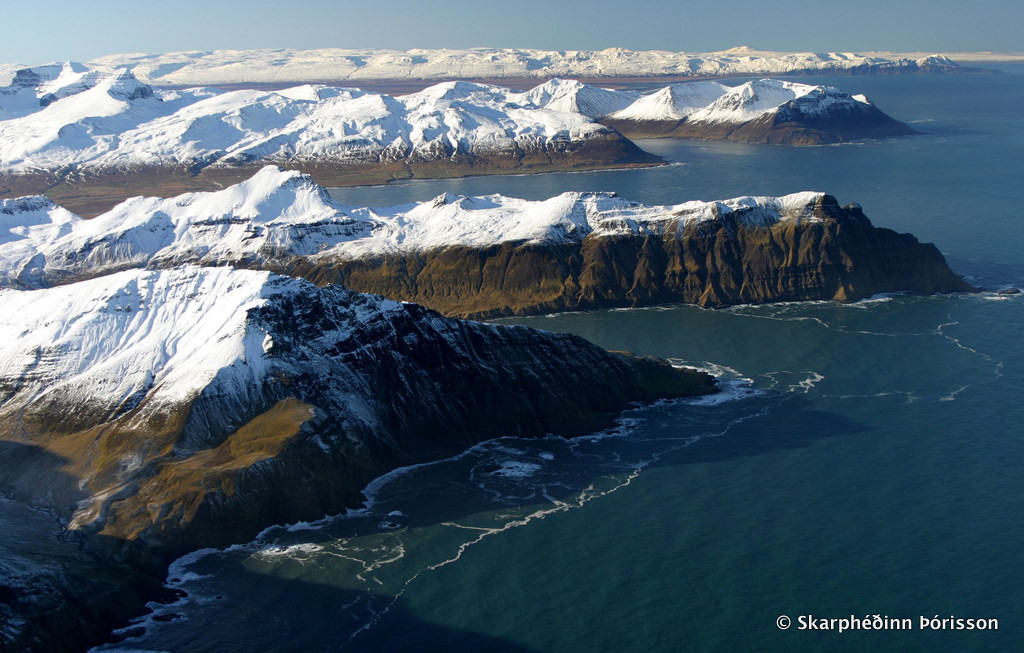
0,266,275,414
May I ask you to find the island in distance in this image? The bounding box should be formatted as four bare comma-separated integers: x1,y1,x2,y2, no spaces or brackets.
0,64,915,216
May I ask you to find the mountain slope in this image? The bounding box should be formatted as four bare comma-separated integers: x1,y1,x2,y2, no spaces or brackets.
0,265,715,555
0,263,714,650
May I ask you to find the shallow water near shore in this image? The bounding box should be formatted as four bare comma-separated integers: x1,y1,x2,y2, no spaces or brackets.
98,69,1024,652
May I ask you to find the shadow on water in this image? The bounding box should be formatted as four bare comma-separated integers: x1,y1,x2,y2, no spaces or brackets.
2,392,866,652
366,393,867,533
0,441,537,652
103,392,869,652
115,571,542,653
946,257,1024,289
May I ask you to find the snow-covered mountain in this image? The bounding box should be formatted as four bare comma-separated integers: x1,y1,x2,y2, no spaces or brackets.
0,165,845,287
602,78,917,144
516,78,639,118
681,78,870,124
0,68,644,176
0,262,714,551
0,68,914,220
0,166,972,316
0,71,915,179
607,81,731,121
64,46,964,87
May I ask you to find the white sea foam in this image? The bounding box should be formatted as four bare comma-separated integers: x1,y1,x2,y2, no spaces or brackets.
982,293,1017,301
490,461,543,479
252,542,324,559
666,358,749,381
850,293,900,306
679,378,763,405
762,370,825,394
164,547,219,582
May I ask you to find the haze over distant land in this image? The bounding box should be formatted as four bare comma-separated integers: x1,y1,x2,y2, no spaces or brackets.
0,47,1007,91
0,0,1021,65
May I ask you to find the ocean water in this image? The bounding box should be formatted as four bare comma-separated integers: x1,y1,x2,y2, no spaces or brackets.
98,69,1024,652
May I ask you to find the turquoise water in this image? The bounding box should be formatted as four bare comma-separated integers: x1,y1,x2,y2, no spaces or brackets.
100,70,1024,652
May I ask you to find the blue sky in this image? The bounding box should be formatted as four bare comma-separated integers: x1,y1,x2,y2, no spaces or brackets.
2,0,1021,65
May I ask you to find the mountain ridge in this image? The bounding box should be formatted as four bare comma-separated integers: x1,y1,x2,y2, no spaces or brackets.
0,167,974,316
64,47,967,86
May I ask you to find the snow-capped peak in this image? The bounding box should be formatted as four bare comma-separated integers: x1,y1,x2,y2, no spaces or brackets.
0,264,407,436
682,78,868,124
607,82,730,121
516,78,639,118
604,78,877,126
3,62,154,106
0,266,277,413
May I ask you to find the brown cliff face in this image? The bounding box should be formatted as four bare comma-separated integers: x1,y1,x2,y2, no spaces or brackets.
293,196,974,319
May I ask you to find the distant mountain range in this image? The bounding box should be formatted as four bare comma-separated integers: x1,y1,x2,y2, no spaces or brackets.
0,46,972,88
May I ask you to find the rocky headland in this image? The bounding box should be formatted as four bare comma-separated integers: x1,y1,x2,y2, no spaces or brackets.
0,167,974,317
0,264,714,651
